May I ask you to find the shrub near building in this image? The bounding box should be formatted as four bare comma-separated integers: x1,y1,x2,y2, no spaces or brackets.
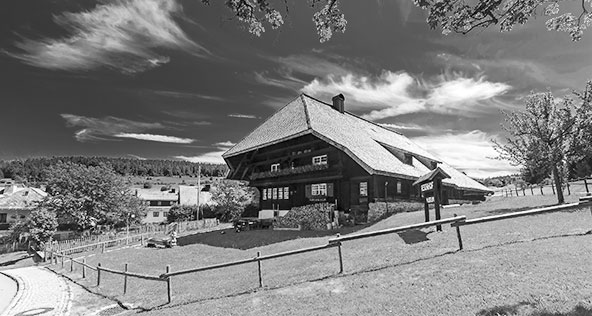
276,203,333,230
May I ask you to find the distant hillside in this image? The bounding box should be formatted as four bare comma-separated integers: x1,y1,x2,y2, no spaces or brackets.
0,156,228,182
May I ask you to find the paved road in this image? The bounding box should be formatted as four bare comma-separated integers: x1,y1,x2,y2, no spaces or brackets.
0,266,71,316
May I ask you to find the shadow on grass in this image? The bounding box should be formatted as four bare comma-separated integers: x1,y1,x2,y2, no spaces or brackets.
485,204,558,216
397,229,432,244
177,224,372,250
476,302,592,316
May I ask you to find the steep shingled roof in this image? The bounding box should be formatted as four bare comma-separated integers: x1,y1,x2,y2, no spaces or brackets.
223,94,491,193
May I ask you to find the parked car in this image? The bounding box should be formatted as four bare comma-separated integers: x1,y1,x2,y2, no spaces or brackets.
146,232,177,248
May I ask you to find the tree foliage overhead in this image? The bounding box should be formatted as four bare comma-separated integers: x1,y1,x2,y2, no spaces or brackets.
0,156,228,183
41,162,147,231
209,0,591,42
416,0,592,41
10,208,59,245
493,81,592,203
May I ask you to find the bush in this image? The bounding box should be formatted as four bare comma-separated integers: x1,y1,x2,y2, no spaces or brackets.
367,201,423,222
276,203,333,230
10,208,58,245
167,205,196,222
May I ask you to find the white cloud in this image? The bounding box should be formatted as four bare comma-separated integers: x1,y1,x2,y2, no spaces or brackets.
228,113,258,119
380,123,423,131
176,151,226,164
61,114,163,142
213,141,236,148
114,133,194,144
10,0,207,73
301,70,511,121
411,130,519,178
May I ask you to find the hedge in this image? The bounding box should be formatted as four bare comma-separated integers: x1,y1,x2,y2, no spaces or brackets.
276,203,334,230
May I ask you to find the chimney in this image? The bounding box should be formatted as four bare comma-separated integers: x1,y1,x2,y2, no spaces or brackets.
332,94,345,113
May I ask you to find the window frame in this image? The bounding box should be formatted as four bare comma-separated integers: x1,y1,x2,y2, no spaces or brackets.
359,182,368,197
312,154,328,165
311,183,327,196
271,163,280,172
153,211,159,217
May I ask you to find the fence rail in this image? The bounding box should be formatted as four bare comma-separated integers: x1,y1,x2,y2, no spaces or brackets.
453,200,592,227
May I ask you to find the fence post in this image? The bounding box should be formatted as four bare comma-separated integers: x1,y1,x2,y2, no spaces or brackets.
70,256,74,272
530,186,534,195
61,255,64,268
101,242,105,253
585,179,590,195
97,263,101,287
82,259,86,279
454,214,463,251
166,265,172,304
124,263,128,294
566,182,571,195
540,185,544,195
522,187,525,196
551,182,555,195
256,252,263,287
336,233,343,274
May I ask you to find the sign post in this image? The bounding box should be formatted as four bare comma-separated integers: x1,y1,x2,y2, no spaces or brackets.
414,167,451,232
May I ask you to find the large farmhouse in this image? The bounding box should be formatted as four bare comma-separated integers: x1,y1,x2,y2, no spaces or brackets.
223,94,491,219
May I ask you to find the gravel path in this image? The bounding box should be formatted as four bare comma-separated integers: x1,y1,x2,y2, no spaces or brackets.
0,266,71,316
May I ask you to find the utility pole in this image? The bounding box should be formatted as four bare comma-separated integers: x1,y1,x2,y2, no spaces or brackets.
197,164,202,224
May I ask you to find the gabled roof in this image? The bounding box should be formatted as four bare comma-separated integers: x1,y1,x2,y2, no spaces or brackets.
0,187,48,210
223,94,491,193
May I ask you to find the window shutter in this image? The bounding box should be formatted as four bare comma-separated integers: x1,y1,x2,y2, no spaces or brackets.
327,183,334,197
305,184,312,198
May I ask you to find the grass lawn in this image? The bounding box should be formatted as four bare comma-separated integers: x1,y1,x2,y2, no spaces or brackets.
45,194,592,315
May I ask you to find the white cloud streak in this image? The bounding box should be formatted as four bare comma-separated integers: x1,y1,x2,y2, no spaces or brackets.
176,151,226,164
61,114,163,142
10,0,207,73
301,70,511,120
228,113,258,119
411,130,519,178
114,133,194,144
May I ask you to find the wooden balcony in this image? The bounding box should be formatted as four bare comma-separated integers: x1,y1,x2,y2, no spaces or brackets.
249,164,332,181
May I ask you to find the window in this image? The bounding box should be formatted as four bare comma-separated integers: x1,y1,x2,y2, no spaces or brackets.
271,163,280,172
283,187,289,199
163,212,168,218
0,213,6,223
359,182,368,197
278,187,283,199
312,155,328,165
311,183,327,196
397,181,402,194
272,188,277,199
153,212,159,217
262,188,267,200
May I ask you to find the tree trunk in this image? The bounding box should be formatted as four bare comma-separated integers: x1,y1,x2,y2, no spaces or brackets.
552,165,565,204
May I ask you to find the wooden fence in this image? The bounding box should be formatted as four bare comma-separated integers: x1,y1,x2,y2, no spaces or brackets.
493,178,592,198
45,218,219,255
46,199,592,305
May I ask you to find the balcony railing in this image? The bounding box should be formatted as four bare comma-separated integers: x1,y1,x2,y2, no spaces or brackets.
249,164,330,180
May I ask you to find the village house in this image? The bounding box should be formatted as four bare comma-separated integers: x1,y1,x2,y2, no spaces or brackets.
136,185,214,224
222,94,492,221
0,181,48,230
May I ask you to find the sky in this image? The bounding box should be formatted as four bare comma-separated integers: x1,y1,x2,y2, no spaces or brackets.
0,0,590,179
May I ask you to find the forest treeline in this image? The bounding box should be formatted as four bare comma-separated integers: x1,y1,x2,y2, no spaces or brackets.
0,156,228,182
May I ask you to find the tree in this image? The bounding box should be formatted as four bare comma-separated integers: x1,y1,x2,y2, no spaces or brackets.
211,180,254,222
207,0,590,42
10,208,58,245
494,81,592,203
42,162,147,231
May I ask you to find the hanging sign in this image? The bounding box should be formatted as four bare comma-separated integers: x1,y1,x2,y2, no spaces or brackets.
421,182,433,192
426,196,435,204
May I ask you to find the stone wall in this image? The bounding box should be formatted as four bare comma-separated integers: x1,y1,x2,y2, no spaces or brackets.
367,201,424,223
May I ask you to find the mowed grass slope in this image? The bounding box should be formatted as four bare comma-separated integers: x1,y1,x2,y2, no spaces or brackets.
50,194,592,315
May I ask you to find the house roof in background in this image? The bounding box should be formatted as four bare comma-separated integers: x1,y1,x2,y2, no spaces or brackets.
0,187,47,209
135,189,178,201
223,94,491,193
